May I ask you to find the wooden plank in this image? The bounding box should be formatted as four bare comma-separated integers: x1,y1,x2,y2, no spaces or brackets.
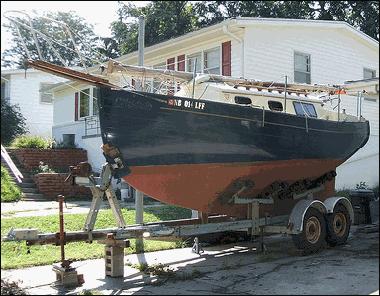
27,60,120,88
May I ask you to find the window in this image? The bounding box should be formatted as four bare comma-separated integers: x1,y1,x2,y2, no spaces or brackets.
92,88,99,116
268,100,283,112
204,47,220,74
187,52,202,73
39,82,55,103
293,101,317,118
153,62,166,93
79,88,90,118
363,68,376,79
235,96,252,105
294,52,311,84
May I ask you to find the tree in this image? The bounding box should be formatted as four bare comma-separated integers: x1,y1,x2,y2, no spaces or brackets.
110,1,200,55
194,1,379,41
2,11,103,68
1,97,28,145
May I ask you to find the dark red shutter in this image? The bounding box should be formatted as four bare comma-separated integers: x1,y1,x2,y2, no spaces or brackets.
167,57,175,70
222,41,231,76
177,54,185,71
74,92,78,121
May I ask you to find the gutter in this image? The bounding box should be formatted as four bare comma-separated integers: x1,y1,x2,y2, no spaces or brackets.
223,23,244,77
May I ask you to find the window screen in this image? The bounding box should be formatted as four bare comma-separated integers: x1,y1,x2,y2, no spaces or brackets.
187,52,202,73
294,52,311,84
363,68,376,79
293,101,317,118
79,88,90,118
204,47,220,74
39,82,54,103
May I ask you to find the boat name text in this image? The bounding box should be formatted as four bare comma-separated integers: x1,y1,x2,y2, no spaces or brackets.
167,99,205,110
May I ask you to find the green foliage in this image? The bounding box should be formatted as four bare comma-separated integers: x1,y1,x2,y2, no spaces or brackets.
110,1,378,57
11,135,53,149
1,206,191,269
0,97,27,145
2,11,101,68
1,165,22,202
0,279,27,295
194,1,379,40
51,139,78,149
111,1,200,55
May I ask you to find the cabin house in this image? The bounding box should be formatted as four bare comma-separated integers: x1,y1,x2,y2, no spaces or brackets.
1,68,66,137
50,17,379,189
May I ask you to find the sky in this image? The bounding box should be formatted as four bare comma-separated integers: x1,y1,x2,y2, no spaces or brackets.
1,1,149,56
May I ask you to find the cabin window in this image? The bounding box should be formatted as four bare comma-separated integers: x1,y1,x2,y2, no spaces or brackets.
235,96,252,105
294,52,311,84
39,82,54,103
187,52,202,73
204,47,220,74
293,102,317,118
363,68,376,79
268,100,283,111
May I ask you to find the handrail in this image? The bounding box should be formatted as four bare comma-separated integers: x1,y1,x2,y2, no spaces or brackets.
1,145,23,183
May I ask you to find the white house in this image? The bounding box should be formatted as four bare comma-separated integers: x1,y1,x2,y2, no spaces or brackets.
1,68,66,137
50,17,379,188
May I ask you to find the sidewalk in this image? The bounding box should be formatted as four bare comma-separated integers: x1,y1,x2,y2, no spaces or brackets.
1,226,378,295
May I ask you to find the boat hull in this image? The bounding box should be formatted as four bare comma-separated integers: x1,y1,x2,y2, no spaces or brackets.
98,87,369,218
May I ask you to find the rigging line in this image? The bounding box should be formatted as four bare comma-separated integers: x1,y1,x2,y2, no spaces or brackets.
5,14,104,68
7,11,108,66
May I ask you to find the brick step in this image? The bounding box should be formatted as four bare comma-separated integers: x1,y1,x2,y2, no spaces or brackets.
21,177,34,183
22,188,39,193
22,193,45,200
19,182,36,188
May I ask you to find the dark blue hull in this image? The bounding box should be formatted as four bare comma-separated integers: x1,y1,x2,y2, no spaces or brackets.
98,87,369,168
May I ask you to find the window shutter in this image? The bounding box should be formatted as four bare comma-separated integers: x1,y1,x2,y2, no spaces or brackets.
74,92,78,121
167,57,175,70
222,41,231,76
177,54,185,71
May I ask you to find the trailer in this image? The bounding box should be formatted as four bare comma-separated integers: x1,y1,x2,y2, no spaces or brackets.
3,161,354,285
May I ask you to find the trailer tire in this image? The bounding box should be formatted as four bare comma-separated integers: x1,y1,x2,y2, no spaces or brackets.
325,204,351,247
292,208,326,254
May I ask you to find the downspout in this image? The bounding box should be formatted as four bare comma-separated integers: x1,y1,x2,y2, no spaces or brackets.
223,24,244,77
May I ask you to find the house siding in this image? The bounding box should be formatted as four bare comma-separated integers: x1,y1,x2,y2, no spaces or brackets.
9,71,64,137
244,25,378,84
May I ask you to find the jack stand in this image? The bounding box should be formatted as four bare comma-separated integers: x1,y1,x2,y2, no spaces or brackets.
99,233,130,277
52,195,84,287
72,162,127,234
192,237,204,255
259,227,267,254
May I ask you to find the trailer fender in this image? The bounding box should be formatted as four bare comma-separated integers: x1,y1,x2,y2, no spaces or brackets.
288,199,327,233
323,196,354,223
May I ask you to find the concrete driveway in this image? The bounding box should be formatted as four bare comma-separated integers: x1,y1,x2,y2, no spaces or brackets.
1,224,378,295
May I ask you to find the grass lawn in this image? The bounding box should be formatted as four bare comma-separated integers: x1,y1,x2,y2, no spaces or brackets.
1,206,191,269
1,165,22,202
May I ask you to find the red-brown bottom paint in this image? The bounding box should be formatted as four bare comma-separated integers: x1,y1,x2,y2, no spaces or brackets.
124,159,342,218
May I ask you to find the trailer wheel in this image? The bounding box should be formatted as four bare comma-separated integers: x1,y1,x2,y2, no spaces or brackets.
325,204,351,247
292,208,326,254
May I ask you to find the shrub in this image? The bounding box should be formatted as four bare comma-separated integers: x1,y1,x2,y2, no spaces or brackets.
1,97,28,145
1,165,22,202
1,279,27,295
11,135,53,149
